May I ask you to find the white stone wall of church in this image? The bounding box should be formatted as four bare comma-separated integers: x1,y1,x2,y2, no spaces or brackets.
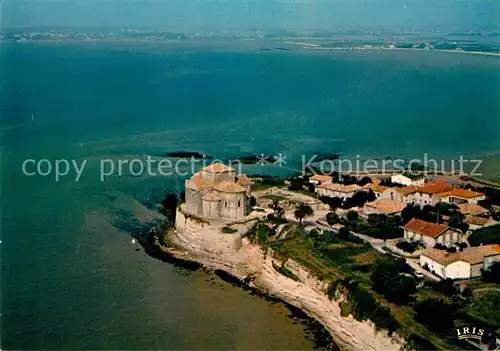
218,192,247,220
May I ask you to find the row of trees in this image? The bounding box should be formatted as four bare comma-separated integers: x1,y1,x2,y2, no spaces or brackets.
319,190,377,211
468,223,500,246
326,211,404,240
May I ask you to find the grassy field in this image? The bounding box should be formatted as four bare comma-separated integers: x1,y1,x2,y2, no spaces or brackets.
264,229,482,350
466,291,500,325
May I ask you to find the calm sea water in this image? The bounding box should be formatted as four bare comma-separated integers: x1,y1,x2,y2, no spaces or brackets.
1,42,500,350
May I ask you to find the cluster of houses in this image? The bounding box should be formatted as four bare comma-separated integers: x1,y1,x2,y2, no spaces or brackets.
310,172,500,280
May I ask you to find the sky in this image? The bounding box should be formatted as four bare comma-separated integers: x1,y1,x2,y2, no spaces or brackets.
3,0,500,31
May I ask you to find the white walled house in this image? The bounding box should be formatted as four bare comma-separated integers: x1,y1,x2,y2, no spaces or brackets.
406,180,454,207
370,184,399,200
391,173,425,187
436,188,486,205
309,174,332,186
420,244,500,279
363,199,407,216
458,203,490,217
465,217,498,234
316,181,363,200
402,218,462,248
394,186,419,203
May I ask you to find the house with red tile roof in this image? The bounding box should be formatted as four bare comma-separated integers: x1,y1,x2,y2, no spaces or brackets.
316,181,364,200
363,199,407,216
402,218,462,248
309,174,332,185
458,203,490,216
370,184,399,201
420,244,500,279
407,180,455,207
466,216,498,233
436,188,486,205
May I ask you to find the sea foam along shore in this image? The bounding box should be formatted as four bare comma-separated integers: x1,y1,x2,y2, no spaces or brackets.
152,212,406,351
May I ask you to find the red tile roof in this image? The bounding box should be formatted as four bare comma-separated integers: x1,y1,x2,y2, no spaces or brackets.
415,180,454,195
214,181,246,193
395,186,419,196
186,173,214,190
310,174,332,182
403,218,451,238
438,188,485,199
422,244,500,266
317,182,362,193
370,184,389,193
365,199,406,214
458,203,489,216
466,216,496,227
236,174,253,186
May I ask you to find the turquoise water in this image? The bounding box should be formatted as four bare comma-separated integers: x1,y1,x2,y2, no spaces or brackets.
2,42,500,349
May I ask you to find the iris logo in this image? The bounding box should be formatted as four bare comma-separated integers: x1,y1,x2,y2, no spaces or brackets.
456,326,485,341
456,327,500,350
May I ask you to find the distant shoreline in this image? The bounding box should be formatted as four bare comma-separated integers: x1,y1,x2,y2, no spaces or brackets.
4,39,500,57
291,44,500,57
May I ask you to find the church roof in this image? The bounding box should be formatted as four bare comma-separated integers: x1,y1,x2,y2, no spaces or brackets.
203,192,221,202
215,181,246,193
236,174,253,186
202,162,234,173
186,173,214,190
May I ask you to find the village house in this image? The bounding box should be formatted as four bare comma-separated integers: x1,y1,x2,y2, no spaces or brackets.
465,216,498,233
394,186,419,203
370,184,398,200
309,174,332,186
458,202,490,217
436,188,486,205
363,199,407,216
406,180,455,207
391,173,426,187
316,181,364,200
184,162,252,221
402,218,463,248
420,244,500,279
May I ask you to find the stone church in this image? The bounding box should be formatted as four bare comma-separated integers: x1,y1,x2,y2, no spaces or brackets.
184,162,253,220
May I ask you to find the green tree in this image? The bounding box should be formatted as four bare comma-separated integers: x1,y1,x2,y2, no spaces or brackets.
449,212,469,233
468,224,500,246
294,203,314,226
326,212,340,225
414,299,455,333
338,227,352,240
346,210,359,223
382,275,417,305
257,224,269,244
483,262,500,283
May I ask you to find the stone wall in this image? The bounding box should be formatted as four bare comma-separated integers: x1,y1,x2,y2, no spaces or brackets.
175,207,242,253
